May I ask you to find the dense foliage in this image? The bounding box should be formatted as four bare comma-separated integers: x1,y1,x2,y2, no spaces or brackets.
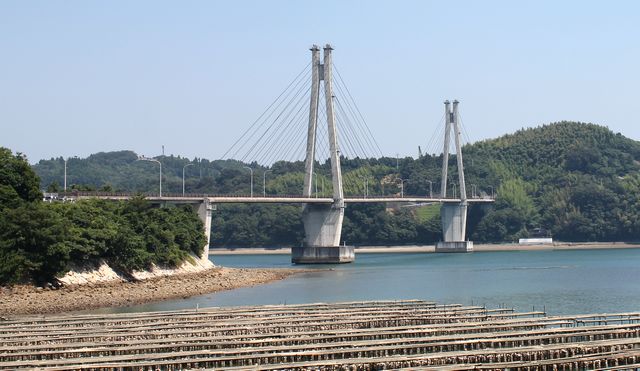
32,121,640,246
465,122,640,242
0,148,206,285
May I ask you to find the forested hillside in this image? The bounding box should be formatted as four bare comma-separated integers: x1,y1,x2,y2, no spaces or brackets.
465,122,640,242
33,121,640,245
1,148,206,285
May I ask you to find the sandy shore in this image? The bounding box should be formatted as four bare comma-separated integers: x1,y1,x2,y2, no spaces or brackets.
210,242,640,255
0,267,304,316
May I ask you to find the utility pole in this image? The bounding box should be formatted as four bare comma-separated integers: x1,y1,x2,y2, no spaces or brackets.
137,156,162,197
243,166,254,197
63,158,67,191
361,177,369,198
182,163,194,196
263,170,272,197
313,172,319,198
398,178,408,198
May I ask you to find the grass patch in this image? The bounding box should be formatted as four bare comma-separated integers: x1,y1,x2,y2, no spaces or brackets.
415,204,440,222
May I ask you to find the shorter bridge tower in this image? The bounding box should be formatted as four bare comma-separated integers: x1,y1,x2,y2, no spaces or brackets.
437,100,473,252
292,44,354,264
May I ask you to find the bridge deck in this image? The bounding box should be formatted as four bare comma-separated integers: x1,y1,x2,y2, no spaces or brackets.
60,192,494,204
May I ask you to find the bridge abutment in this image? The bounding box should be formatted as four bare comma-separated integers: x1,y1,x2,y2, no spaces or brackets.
194,199,215,263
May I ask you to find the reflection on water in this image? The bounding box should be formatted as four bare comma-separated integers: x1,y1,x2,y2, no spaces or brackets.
87,248,640,316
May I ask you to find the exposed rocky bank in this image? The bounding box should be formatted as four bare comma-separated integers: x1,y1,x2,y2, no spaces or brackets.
0,267,304,316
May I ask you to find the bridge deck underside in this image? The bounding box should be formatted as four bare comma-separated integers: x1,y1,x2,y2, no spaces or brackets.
3,300,640,370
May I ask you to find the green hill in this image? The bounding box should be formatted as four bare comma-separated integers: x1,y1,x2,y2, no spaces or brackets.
463,122,640,242
32,121,640,244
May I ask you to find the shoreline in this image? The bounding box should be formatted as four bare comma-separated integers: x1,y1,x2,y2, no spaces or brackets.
5,242,639,316
0,267,305,316
210,242,640,255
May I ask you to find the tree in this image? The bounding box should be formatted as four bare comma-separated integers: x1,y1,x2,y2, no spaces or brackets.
0,203,72,284
0,147,42,205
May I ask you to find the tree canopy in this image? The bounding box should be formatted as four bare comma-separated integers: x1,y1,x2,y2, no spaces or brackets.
0,147,206,285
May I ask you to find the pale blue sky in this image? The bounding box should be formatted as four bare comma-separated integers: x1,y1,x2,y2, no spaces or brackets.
1,1,639,162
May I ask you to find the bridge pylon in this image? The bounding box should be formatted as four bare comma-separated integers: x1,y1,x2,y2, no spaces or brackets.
437,100,473,252
293,44,354,264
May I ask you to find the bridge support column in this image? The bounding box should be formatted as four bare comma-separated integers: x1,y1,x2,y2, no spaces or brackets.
294,44,353,264
294,203,354,264
195,199,215,263
437,203,473,252
437,100,473,253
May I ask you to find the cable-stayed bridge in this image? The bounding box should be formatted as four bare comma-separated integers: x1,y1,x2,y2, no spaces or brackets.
65,44,494,264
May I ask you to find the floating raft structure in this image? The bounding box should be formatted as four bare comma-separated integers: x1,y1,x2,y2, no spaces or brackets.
2,300,640,370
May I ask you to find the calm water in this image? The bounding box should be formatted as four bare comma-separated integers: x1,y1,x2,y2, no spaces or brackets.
89,248,640,316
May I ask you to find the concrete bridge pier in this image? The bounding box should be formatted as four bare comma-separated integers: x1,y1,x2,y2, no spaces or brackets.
194,198,215,263
294,203,354,264
437,202,473,252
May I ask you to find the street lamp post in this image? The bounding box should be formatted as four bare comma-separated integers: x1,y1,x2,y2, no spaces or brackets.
210,167,217,194
63,158,68,191
488,186,494,198
452,183,457,199
361,177,369,198
182,163,194,196
427,180,433,198
137,156,162,197
471,184,477,198
313,172,319,198
263,170,272,197
243,166,254,197
398,178,408,198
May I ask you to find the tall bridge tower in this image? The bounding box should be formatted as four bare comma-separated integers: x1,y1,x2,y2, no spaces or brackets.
292,44,354,263
437,100,473,252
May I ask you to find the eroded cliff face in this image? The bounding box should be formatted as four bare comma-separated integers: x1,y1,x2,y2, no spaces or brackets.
58,254,215,286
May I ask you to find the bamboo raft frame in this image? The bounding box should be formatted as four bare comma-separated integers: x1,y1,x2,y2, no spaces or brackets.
2,300,640,370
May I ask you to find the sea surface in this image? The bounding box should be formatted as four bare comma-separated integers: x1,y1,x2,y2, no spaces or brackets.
92,248,640,316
